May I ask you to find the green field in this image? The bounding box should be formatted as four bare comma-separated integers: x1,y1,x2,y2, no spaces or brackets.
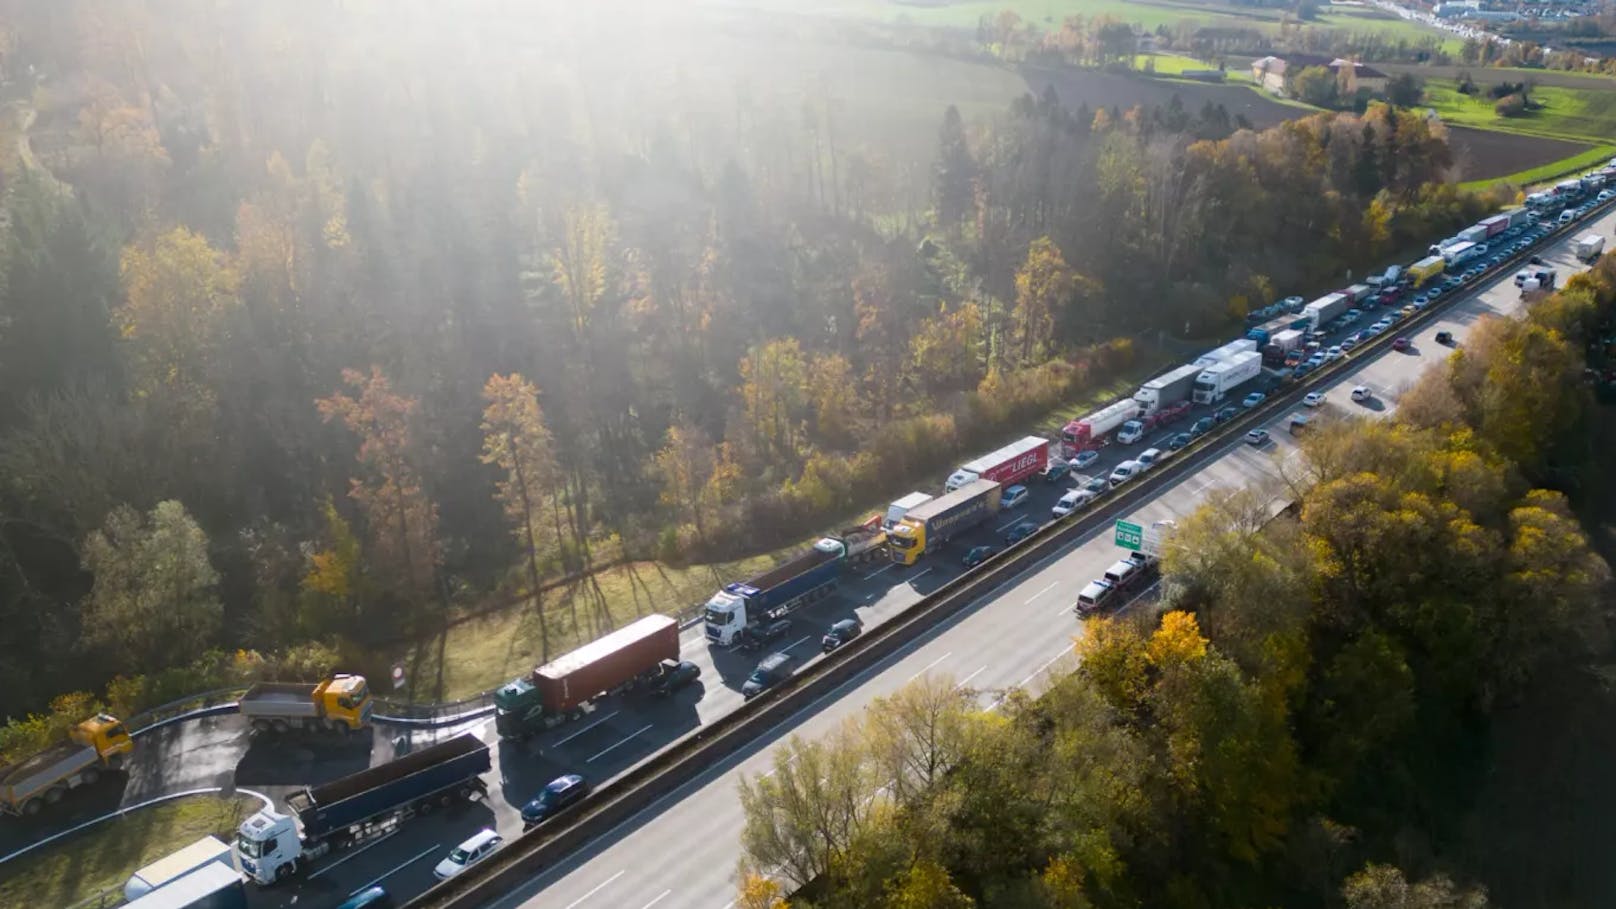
0,795,257,909
1425,79,1616,144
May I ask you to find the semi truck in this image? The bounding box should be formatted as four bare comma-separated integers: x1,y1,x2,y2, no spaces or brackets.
946,435,1050,490
234,733,490,885
1192,338,1258,369
126,837,234,900
239,675,373,735
1302,292,1350,330
0,713,132,816
889,479,1001,566
1481,214,1510,237
1408,256,1446,288
1442,241,1481,269
499,614,681,731
1060,400,1139,451
1262,328,1305,366
1503,207,1532,229
1457,224,1489,245
1132,363,1201,414
1342,284,1374,305
882,492,933,531
1191,350,1262,405
1245,313,1308,344
702,527,887,646
124,861,245,909
1575,234,1605,261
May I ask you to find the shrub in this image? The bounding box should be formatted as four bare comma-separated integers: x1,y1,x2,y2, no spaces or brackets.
1495,92,1528,118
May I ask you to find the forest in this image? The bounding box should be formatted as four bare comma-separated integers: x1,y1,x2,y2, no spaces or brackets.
734,256,1616,909
0,0,1514,738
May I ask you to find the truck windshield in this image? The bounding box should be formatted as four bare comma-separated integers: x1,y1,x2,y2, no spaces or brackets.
236,836,265,858
704,607,731,626
888,533,917,550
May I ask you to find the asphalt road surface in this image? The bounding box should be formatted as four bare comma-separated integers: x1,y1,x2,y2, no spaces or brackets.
3,207,1607,909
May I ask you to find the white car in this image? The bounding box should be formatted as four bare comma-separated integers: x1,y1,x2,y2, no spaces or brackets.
1071,450,1100,470
1350,385,1373,403
1325,346,1344,361
1000,484,1030,510
1052,489,1095,517
1108,461,1142,488
1241,391,1266,408
1136,448,1164,471
1303,392,1324,407
434,829,503,880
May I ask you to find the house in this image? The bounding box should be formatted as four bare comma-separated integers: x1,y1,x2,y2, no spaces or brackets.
1250,54,1389,96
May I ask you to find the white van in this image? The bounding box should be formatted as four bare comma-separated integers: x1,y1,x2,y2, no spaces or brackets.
1102,559,1139,588
1075,579,1115,615
1109,461,1142,488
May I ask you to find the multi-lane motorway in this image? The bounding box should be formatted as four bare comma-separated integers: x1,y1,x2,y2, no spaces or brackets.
3,209,1606,909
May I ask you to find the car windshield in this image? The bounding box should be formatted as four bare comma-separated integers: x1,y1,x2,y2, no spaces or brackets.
449,847,472,864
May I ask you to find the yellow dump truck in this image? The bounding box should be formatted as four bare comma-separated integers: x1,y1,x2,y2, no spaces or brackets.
239,674,373,734
0,714,133,816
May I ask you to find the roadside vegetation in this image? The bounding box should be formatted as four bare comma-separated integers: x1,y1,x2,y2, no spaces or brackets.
737,256,1616,909
0,794,256,909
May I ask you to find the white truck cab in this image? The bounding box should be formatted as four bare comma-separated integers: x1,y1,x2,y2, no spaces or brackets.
235,808,304,884
1116,420,1144,445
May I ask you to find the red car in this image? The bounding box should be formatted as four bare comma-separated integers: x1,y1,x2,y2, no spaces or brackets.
1392,337,1411,351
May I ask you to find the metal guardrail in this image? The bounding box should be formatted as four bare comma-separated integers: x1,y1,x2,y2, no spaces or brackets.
408,196,1616,909
125,687,249,736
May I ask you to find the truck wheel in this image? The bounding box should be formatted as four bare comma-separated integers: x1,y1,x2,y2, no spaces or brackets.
417,798,434,816
44,786,64,805
271,719,290,734
275,860,296,882
81,767,100,786
330,719,350,735
20,798,40,816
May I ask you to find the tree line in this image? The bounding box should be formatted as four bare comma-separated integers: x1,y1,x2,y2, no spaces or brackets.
0,1,1510,734
735,258,1616,908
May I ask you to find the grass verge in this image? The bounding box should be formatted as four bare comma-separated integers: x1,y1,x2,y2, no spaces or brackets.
1424,79,1616,143
1461,144,1616,192
0,794,257,909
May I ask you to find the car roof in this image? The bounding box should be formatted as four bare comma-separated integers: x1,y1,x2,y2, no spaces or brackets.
547,773,584,791
336,887,391,909
831,618,858,631
759,652,792,669
458,828,501,850
1079,579,1112,598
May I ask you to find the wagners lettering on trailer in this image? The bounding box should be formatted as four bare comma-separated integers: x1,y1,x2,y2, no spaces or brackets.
928,497,992,537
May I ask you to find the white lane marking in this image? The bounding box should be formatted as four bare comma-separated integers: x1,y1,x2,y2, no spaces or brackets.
563,870,626,909
554,711,621,747
906,651,952,683
307,829,400,879
907,568,933,583
1023,581,1057,604
587,724,654,763
955,666,986,690
994,515,1023,532
1019,649,1070,689
862,564,892,581
783,635,813,652
345,844,439,894
639,890,673,909
1055,598,1076,617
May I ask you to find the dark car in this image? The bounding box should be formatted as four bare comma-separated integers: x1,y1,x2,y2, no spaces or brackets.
337,889,394,909
1004,520,1039,545
822,618,862,652
962,545,996,568
521,774,591,826
1435,330,1453,345
739,618,793,652
1082,474,1109,494
1166,432,1192,451
1214,405,1239,424
646,659,701,696
1038,461,1070,484
1190,416,1215,437
743,652,793,699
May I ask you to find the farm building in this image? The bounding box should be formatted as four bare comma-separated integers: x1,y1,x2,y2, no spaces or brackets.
1250,54,1388,95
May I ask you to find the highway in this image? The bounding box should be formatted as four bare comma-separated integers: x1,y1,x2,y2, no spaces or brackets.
2,208,1605,909
478,210,1616,909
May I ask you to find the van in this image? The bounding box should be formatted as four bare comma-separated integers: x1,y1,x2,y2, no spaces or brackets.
1075,580,1115,615
1108,461,1141,488
1102,559,1139,588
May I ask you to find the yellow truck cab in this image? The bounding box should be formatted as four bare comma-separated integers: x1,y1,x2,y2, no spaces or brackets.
240,674,373,734
0,713,132,816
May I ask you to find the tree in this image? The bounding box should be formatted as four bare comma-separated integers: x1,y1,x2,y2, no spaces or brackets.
316,367,440,621
1343,864,1488,909
933,105,976,226
1291,66,1340,108
81,500,220,672
884,859,975,909
1385,72,1425,108
738,718,876,889
864,673,979,803
1012,236,1076,364
654,422,716,541
300,497,363,635
481,374,561,661
807,353,860,448
738,338,809,461
735,873,790,909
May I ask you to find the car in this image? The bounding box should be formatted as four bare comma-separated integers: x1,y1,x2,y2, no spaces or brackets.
1165,432,1192,452
1392,337,1411,352
1000,484,1030,509
1004,520,1040,545
1136,447,1165,471
1303,391,1324,407
1190,416,1215,437
1241,391,1266,408
1411,295,1429,310
1340,335,1360,351
1425,285,1443,299
1292,362,1313,379
647,659,701,696
743,651,794,699
1108,460,1142,488
521,774,592,826
1560,209,1576,223
821,618,861,652
1325,346,1344,361
1081,474,1109,494
1435,330,1453,345
1350,385,1373,403
1600,189,1613,201
1529,254,1544,265
1245,429,1270,446
1038,461,1070,483
1052,488,1095,517
1283,295,1305,311
739,618,793,652
434,829,503,880
962,545,997,567
1071,450,1099,470
336,888,395,909
1401,304,1417,317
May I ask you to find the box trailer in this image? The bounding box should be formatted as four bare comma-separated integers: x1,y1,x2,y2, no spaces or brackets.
889,479,1001,565
1132,363,1202,414
124,861,245,909
1408,256,1446,288
126,837,235,901
1302,292,1350,330
1192,338,1258,369
499,615,681,729
946,436,1050,491
1191,350,1262,405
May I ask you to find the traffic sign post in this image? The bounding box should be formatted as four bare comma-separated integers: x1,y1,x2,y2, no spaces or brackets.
391,665,406,690
1114,520,1143,551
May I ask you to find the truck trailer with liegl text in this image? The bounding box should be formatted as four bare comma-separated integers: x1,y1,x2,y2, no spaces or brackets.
888,478,1002,566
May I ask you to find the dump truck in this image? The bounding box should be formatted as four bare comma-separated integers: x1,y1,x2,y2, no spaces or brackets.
499,614,681,732
124,861,245,909
701,525,887,647
1060,401,1139,451
239,675,373,735
1132,363,1201,414
1301,292,1350,330
1575,234,1605,261
889,479,1001,566
234,733,490,884
0,713,132,817
945,436,1050,491
126,836,234,901
1191,350,1262,405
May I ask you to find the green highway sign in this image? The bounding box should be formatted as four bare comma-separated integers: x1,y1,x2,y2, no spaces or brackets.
1114,520,1143,551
